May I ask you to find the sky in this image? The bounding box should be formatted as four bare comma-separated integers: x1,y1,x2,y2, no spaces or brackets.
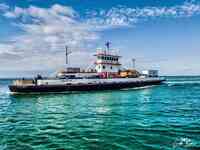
0,0,200,77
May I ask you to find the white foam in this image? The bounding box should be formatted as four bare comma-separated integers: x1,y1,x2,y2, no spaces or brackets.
173,137,194,149
166,81,200,86
121,85,156,90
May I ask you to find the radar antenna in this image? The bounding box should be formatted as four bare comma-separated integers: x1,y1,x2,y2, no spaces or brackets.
105,41,111,51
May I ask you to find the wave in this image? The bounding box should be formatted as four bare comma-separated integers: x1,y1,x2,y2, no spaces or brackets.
173,137,200,149
121,85,156,90
0,85,10,96
166,80,200,87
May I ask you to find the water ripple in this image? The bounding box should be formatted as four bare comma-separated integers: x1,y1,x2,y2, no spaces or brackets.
0,77,200,149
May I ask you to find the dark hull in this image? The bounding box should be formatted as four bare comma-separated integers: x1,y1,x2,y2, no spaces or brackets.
9,79,165,94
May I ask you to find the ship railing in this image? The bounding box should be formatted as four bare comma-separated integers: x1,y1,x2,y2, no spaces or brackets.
63,77,163,85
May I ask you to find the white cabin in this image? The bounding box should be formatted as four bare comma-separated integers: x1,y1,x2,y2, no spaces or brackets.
94,50,121,73
142,70,158,77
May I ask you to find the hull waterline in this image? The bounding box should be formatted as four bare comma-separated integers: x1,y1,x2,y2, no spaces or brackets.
9,79,165,94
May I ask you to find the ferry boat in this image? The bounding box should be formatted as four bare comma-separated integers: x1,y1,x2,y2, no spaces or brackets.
9,42,165,94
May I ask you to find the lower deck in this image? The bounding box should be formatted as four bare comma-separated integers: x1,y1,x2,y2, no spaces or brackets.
9,77,165,94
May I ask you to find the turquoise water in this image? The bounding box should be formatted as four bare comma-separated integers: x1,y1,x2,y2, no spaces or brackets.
0,76,200,150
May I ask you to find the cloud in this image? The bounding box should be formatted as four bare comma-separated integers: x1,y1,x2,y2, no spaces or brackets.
0,52,22,60
87,1,200,29
1,1,200,73
0,4,100,71
0,3,9,11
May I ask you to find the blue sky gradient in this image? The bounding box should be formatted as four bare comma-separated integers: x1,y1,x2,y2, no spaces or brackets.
0,0,200,77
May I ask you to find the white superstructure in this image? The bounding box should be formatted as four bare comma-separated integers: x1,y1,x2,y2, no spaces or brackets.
94,43,121,74
142,70,158,77
95,52,121,73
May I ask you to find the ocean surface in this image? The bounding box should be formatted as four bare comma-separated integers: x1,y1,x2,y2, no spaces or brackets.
0,76,200,150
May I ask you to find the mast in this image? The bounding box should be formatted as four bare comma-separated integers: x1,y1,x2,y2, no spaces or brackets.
65,46,72,65
132,58,136,69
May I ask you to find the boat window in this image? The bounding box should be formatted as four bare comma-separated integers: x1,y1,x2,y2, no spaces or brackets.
103,65,106,69
110,66,112,69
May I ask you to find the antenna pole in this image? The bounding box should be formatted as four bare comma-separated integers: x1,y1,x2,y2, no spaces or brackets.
132,58,136,69
65,46,72,65
65,46,68,65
